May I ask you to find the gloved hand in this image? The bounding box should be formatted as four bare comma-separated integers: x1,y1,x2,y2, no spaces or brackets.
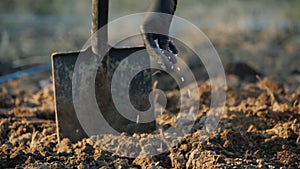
140,0,178,70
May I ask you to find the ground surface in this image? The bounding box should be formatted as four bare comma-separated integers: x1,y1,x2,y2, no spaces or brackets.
1,30,300,168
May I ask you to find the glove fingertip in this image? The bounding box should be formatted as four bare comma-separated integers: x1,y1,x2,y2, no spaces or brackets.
169,41,178,54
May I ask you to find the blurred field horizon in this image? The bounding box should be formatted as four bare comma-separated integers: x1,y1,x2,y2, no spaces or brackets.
0,0,300,77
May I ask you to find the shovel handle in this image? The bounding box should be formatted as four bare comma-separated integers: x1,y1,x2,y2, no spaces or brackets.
92,0,109,56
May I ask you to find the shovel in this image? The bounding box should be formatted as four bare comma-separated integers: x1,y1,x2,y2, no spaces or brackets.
51,0,154,142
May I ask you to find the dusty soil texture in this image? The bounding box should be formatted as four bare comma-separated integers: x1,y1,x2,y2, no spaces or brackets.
0,74,299,169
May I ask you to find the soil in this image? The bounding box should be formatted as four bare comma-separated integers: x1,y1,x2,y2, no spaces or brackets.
1,31,300,168
0,73,299,169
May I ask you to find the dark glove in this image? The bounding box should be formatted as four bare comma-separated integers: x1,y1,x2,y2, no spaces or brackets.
140,0,178,70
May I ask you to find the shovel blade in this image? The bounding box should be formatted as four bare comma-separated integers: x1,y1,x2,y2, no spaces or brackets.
52,46,154,142
52,49,88,141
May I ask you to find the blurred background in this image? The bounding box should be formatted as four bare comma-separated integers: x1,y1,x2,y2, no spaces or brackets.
0,0,300,79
